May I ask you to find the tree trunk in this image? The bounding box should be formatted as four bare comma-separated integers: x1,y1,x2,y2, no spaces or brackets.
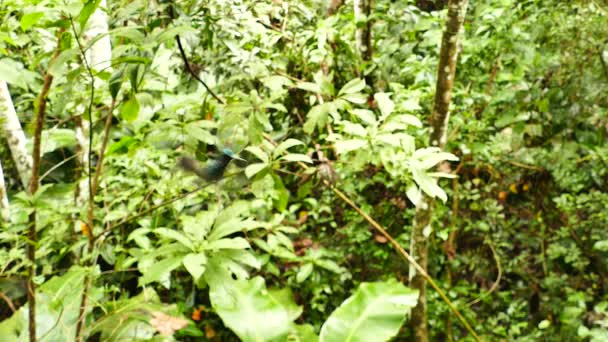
354,0,373,86
0,160,9,222
409,1,469,341
0,81,33,188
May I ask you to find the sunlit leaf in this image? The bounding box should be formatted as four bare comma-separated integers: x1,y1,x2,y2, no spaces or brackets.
20,12,44,31
319,280,418,342
121,96,140,122
338,78,366,96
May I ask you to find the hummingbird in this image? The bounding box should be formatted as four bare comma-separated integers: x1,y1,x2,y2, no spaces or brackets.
178,148,246,181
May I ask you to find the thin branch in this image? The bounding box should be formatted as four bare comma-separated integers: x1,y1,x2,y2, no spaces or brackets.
96,171,241,241
69,13,101,341
330,185,481,341
0,291,15,312
496,157,544,171
467,240,502,306
39,154,78,182
27,28,64,342
88,100,116,236
175,35,224,104
166,5,222,103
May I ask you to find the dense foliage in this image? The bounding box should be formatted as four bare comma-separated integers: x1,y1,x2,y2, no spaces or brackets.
0,0,607,341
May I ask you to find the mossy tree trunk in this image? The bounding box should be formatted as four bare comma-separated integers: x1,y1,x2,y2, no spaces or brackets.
409,1,469,341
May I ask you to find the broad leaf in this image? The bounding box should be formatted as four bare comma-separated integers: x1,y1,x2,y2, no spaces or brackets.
338,78,366,96
319,281,418,342
211,277,299,342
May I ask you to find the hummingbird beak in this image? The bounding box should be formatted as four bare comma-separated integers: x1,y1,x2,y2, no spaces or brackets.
231,155,246,162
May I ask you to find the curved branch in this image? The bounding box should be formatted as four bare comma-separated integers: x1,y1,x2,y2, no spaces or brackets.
467,240,502,306
175,35,224,104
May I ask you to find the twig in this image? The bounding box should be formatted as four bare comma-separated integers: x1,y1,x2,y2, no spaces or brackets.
166,5,222,104
497,158,544,171
89,100,117,236
38,302,65,341
96,171,241,241
0,291,15,312
174,35,223,104
26,28,64,342
69,12,103,340
39,154,79,182
467,240,502,306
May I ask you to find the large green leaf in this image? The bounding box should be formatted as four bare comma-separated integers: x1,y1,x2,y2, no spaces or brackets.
210,277,301,342
0,266,98,341
88,288,190,340
319,281,418,342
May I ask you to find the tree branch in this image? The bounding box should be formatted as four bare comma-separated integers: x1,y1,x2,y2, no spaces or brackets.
27,28,64,342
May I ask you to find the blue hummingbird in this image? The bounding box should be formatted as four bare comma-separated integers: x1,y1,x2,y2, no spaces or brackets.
178,148,246,181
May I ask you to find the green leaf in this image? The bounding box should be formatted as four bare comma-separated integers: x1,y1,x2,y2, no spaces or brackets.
593,240,608,252
296,81,322,93
272,173,289,212
48,48,79,76
60,31,72,50
185,122,217,145
183,253,207,281
210,277,298,342
342,122,368,137
107,136,137,155
374,93,394,119
20,12,44,31
245,146,269,163
0,58,39,89
153,25,196,44
273,139,305,158
338,78,366,96
289,324,319,342
319,281,419,342
296,263,314,283
405,185,422,206
245,163,268,178
108,69,123,100
140,256,184,286
351,109,377,125
208,218,260,242
281,154,313,164
121,96,140,122
110,27,146,44
304,102,339,134
78,0,101,29
154,228,194,250
495,112,530,128
412,149,459,170
376,133,403,147
183,211,216,242
395,114,422,128
41,128,77,154
0,266,97,340
341,93,368,104
89,288,162,340
411,167,447,202
205,237,251,250
335,139,367,154
400,97,422,112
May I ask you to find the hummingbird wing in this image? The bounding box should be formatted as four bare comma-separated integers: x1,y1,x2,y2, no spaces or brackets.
177,156,230,181
177,157,211,180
